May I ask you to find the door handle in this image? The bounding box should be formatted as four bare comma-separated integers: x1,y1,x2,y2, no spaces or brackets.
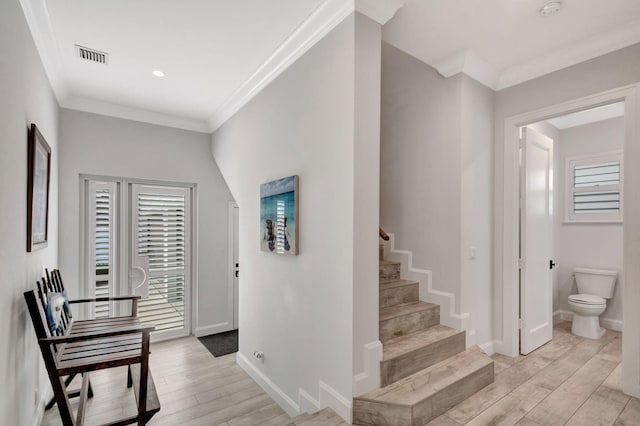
549,260,557,269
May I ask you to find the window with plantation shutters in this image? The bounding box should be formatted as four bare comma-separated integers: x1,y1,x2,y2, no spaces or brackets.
88,181,117,319
565,151,623,223
132,184,191,336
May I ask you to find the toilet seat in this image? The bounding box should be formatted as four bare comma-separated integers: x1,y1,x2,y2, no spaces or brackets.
568,294,605,305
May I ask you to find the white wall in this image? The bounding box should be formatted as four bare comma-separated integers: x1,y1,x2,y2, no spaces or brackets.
493,43,640,345
0,0,59,424
380,43,495,348
58,109,234,336
212,14,381,420
553,117,624,323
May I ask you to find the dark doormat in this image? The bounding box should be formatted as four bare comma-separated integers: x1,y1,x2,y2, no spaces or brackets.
198,329,238,357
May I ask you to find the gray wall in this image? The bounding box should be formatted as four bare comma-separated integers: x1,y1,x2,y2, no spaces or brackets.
380,42,495,346
58,109,234,336
460,76,495,346
0,0,60,424
554,117,624,322
380,41,463,309
493,43,640,343
212,15,359,415
352,13,382,390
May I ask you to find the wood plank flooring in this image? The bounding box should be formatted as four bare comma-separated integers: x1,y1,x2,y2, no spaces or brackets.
42,321,639,425
436,321,640,426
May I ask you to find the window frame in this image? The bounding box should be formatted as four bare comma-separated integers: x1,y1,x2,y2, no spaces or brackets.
564,150,623,223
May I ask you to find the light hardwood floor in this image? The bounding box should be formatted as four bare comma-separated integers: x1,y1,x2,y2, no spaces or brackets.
42,321,640,426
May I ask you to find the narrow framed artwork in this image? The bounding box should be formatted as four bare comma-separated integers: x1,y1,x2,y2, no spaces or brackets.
260,175,298,255
27,123,51,252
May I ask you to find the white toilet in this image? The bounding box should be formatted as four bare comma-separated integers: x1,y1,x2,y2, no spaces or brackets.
568,267,617,339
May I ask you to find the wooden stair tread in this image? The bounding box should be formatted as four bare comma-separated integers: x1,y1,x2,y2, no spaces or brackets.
379,279,418,290
379,260,400,266
382,325,463,360
379,301,438,321
358,346,493,406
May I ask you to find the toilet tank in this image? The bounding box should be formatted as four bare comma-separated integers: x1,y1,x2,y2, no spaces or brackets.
574,267,617,299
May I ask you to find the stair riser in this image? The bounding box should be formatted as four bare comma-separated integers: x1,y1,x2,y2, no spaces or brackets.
381,332,465,386
353,363,494,426
353,400,411,426
380,284,419,308
379,263,400,281
379,307,439,342
413,362,494,425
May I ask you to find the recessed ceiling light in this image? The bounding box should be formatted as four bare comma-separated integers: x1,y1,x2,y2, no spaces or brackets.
152,70,165,78
539,1,562,17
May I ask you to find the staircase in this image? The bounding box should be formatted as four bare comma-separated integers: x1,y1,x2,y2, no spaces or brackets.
353,245,494,425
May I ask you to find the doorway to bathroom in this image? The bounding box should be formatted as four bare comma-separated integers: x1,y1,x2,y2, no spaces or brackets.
501,85,640,397
519,102,625,355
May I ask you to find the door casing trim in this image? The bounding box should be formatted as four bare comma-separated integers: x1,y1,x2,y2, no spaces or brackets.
497,84,640,398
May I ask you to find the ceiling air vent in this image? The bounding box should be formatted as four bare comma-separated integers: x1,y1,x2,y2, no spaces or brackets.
75,45,108,65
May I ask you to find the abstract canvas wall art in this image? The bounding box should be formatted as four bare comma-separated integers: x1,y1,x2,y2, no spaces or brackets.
260,175,298,255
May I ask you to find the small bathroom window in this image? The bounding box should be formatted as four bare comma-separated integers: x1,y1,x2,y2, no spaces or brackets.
565,151,623,223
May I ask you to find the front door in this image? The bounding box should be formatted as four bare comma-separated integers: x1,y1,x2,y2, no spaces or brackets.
520,127,554,355
83,178,193,340
131,184,192,340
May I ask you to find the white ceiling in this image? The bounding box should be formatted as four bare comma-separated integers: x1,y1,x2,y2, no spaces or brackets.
34,0,328,131
546,102,624,130
20,0,640,132
383,0,640,90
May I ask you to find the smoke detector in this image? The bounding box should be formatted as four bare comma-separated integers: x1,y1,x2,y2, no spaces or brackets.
539,1,562,17
75,45,108,65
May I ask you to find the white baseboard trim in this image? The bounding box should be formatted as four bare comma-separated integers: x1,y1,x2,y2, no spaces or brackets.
319,381,353,423
298,388,320,414
602,318,623,332
195,322,232,337
478,340,498,356
236,352,300,416
465,329,477,348
554,310,623,332
383,233,470,331
353,340,382,396
493,340,516,357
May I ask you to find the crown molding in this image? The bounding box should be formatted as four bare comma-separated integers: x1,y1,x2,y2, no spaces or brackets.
207,0,356,132
22,0,408,134
431,18,640,92
432,50,500,90
62,95,211,133
355,0,405,25
19,0,69,101
208,0,406,132
496,18,640,90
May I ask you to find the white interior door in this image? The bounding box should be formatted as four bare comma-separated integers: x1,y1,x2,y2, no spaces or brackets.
131,183,192,340
520,127,554,355
232,204,239,330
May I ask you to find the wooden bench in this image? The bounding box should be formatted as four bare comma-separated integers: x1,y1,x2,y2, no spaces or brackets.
25,270,161,425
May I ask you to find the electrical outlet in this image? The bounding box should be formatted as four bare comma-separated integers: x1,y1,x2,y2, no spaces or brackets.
253,350,264,362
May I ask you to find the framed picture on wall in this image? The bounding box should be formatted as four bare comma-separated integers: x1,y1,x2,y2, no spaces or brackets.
27,123,51,252
260,175,299,255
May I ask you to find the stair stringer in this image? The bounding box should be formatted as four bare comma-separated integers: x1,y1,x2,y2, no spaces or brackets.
382,233,471,340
